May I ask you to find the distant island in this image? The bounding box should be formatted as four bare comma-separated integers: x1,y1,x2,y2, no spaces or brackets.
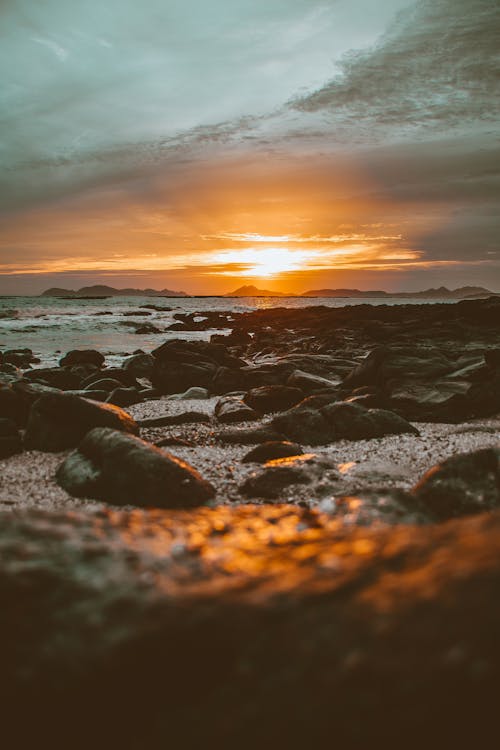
224,285,287,297
41,285,188,298
300,286,496,299
40,284,498,300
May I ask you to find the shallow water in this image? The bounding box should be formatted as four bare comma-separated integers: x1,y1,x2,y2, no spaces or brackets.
0,294,456,366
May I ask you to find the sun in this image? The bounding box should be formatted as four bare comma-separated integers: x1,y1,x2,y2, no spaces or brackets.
211,247,312,278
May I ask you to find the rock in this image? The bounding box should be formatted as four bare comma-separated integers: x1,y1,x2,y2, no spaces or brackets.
343,346,453,389
216,427,286,444
106,387,143,407
3,348,39,368
243,385,304,414
324,402,419,440
139,388,162,400
412,447,500,520
151,340,227,394
323,489,431,526
240,465,311,498
66,390,109,402
56,427,215,507
24,392,138,452
81,368,138,388
272,406,330,445
123,353,155,378
59,349,105,368
0,383,29,426
215,397,260,424
241,362,294,388
84,378,124,393
23,367,82,390
137,411,211,428
485,349,500,369
287,369,340,393
0,417,23,458
211,366,247,395
272,401,418,445
135,324,162,334
167,387,210,400
1,506,500,747
242,441,304,464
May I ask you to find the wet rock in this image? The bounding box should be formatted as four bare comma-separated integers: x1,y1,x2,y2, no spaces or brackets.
106,387,143,407
151,340,229,394
343,346,453,389
84,378,123,393
287,369,340,393
242,441,305,464
59,349,105,368
82,368,138,389
3,348,39,368
135,324,162,334
272,401,418,445
243,385,304,414
240,464,311,498
56,427,215,507
66,390,109,402
0,418,23,458
215,396,259,424
212,366,247,395
272,407,330,445
412,447,500,520
167,386,210,400
0,383,28,426
241,362,294,388
123,353,155,378
216,426,285,444
24,367,82,390
24,392,138,452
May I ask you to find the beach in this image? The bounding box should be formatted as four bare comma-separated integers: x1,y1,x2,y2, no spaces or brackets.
1,294,500,747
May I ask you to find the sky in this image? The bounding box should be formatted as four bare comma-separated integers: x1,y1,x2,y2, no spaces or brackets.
1,0,499,294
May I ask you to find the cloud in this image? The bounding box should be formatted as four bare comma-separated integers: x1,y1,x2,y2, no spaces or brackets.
292,0,500,136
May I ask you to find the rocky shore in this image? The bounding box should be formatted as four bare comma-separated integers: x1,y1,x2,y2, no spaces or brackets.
1,296,500,747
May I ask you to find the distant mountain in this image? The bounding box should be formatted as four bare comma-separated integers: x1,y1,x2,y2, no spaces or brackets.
301,286,495,299
41,285,188,298
225,285,287,297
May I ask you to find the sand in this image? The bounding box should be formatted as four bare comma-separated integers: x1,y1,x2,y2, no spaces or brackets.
1,395,499,513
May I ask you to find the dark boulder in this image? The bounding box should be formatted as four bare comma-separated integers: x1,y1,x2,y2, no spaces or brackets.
106,388,143,407
123,353,155,378
215,397,259,424
0,383,29,426
242,441,304,464
271,407,331,445
84,378,123,393
287,369,339,394
243,385,303,414
3,348,39,368
59,349,105,368
272,401,418,445
412,447,500,520
56,427,215,507
0,418,23,458
23,367,82,390
81,368,138,389
24,392,138,452
240,464,311,498
216,426,286,444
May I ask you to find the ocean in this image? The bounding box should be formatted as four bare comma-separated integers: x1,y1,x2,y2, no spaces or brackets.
0,295,457,367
